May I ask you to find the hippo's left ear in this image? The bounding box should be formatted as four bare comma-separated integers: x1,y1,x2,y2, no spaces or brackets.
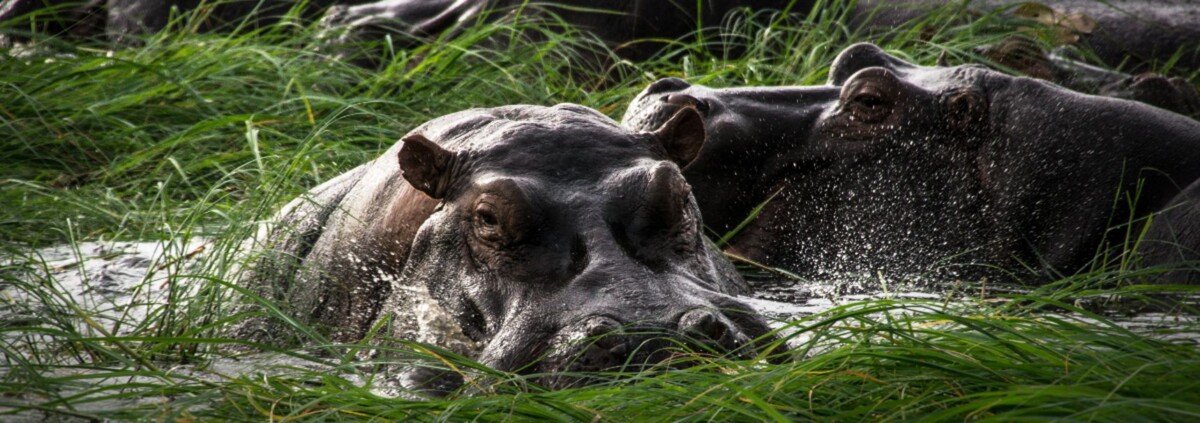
398,134,457,199
649,107,706,168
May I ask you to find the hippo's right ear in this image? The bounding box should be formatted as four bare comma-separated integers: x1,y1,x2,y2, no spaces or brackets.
398,134,456,199
649,107,706,168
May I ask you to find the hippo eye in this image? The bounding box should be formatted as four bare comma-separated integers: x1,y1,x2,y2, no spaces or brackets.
473,203,505,244
845,89,891,122
477,209,498,227
853,92,884,108
838,68,903,125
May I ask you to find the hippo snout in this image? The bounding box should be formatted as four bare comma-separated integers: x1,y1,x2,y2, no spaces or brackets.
536,306,772,388
677,308,751,351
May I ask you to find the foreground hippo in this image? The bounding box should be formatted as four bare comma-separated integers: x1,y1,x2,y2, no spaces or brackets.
622,43,1200,281
233,104,775,389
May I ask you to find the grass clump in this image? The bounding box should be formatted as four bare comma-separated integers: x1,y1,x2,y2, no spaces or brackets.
2,0,1199,421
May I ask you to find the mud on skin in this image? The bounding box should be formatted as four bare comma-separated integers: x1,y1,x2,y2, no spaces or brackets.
623,42,1200,282
232,104,779,392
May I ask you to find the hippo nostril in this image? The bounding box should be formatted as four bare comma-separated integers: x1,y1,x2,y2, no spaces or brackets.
662,94,709,113
608,342,628,357
646,77,692,94
679,309,729,342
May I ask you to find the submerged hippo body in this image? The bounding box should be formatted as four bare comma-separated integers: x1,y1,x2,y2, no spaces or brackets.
234,104,774,387
622,43,1200,280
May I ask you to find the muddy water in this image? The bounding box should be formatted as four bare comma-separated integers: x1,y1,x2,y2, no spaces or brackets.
2,240,1197,418
1,240,211,339
745,271,1200,345
4,241,1196,345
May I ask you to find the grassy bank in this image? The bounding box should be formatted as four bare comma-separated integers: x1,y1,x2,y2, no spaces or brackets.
3,1,1200,421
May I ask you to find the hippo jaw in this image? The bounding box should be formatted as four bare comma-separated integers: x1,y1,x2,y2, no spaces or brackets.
463,275,776,379
523,308,765,390
383,104,779,390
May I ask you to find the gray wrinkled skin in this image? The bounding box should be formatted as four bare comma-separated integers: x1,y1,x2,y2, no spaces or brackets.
622,43,1200,281
234,104,774,389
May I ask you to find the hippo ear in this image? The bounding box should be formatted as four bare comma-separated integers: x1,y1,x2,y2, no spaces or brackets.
649,107,706,168
398,134,456,199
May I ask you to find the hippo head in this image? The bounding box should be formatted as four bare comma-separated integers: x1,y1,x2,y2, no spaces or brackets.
391,105,775,387
623,43,1200,276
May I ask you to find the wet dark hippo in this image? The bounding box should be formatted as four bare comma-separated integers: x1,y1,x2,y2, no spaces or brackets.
315,0,811,66
316,0,1200,68
0,0,369,44
6,1,1197,73
319,0,1200,70
234,103,775,389
856,0,1200,73
621,43,1200,281
974,36,1200,119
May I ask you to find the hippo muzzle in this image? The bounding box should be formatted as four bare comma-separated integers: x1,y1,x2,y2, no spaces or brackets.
468,267,776,386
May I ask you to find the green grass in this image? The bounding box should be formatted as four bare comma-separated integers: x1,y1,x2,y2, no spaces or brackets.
2,0,1200,421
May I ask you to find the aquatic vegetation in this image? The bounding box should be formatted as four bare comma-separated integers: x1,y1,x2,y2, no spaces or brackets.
2,1,1199,420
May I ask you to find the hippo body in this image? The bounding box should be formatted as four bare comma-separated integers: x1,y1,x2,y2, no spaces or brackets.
857,0,1200,72
316,0,813,65
235,104,774,387
321,0,1200,70
1142,178,1200,284
5,1,1198,73
975,36,1200,119
0,0,369,43
622,43,1200,280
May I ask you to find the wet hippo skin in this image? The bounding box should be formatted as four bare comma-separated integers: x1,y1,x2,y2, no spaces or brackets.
5,1,1198,72
622,43,1200,281
974,36,1200,119
856,0,1200,72
319,0,1200,70
233,104,778,390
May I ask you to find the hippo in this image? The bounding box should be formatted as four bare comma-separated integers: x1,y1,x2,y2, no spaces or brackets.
315,0,811,67
6,1,1198,73
0,0,370,44
621,43,1200,281
317,0,1200,69
232,103,777,390
974,36,1200,119
319,0,1200,70
854,0,1200,73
